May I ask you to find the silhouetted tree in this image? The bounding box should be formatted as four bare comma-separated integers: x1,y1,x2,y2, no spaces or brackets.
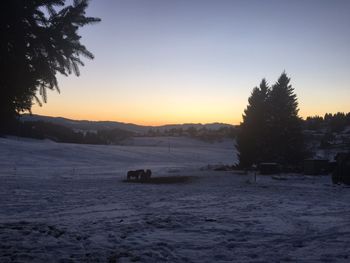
265,72,305,165
17,121,85,143
237,79,270,167
237,73,305,168
0,0,100,132
305,116,324,130
329,112,347,132
346,113,350,125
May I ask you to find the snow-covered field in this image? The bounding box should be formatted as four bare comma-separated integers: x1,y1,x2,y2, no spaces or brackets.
1,137,350,262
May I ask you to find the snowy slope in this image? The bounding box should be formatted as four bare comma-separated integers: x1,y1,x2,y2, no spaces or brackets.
0,136,236,179
1,137,350,262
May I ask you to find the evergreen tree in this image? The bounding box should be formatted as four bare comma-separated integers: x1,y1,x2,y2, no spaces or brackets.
0,0,100,132
237,79,270,167
305,116,324,130
265,72,304,165
237,73,305,168
329,112,347,132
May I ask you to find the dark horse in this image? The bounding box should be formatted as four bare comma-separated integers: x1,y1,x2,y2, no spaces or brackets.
127,169,152,181
140,169,152,180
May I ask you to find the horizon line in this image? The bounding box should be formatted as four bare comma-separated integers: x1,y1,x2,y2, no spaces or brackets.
21,113,238,127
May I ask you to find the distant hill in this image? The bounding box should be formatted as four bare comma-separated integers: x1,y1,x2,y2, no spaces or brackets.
20,114,235,134
20,114,147,133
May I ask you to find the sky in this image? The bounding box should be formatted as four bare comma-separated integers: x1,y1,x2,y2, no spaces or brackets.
32,0,350,125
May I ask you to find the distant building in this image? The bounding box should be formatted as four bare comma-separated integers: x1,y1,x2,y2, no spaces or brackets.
303,159,329,175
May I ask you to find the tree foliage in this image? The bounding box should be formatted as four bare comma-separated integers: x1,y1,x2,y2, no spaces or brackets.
305,113,350,132
0,0,100,130
325,112,349,132
237,72,305,168
237,79,270,167
265,72,304,165
11,121,133,145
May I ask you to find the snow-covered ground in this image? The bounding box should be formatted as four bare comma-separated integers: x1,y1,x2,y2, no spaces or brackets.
0,137,350,262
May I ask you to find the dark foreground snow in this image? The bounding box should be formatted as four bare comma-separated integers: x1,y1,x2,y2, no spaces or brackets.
0,137,349,262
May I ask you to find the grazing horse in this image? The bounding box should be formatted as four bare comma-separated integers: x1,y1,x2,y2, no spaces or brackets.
127,169,144,181
140,169,152,180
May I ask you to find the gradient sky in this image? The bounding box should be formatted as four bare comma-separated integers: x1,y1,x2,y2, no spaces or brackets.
32,0,350,125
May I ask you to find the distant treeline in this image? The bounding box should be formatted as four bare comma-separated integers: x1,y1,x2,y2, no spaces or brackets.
304,112,350,132
304,112,350,152
1,112,349,145
145,126,237,141
2,121,237,144
6,121,132,145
